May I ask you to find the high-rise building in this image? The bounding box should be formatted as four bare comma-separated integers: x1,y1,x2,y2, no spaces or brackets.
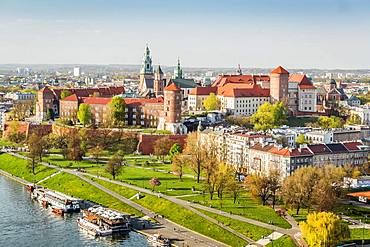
73,67,81,77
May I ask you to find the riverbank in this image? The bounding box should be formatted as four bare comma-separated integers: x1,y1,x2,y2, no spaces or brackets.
0,153,239,246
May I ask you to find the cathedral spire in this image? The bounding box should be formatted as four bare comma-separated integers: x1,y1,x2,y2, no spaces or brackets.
173,57,183,79
140,44,153,75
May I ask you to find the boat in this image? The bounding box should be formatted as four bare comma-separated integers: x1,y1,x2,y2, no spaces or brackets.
31,187,81,213
77,206,131,237
147,233,170,247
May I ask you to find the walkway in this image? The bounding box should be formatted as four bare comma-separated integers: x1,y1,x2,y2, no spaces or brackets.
8,152,305,246
36,171,61,184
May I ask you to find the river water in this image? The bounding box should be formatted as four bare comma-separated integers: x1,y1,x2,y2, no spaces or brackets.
0,175,150,247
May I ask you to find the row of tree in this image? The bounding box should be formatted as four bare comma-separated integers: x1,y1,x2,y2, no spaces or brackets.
246,164,362,214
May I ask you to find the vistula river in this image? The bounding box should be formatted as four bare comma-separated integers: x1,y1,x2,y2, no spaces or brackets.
0,175,150,247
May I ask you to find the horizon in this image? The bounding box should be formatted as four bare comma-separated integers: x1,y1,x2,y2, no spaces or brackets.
1,0,370,69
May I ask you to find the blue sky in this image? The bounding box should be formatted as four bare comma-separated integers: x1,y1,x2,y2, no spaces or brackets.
0,0,369,69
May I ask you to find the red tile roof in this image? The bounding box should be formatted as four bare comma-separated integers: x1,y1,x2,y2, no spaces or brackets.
308,144,332,154
164,83,181,91
62,94,79,101
212,74,270,87
343,141,363,151
217,83,270,98
271,66,289,74
289,74,316,89
189,86,218,96
123,97,164,106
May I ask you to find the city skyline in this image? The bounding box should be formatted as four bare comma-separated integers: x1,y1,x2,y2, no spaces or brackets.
1,0,370,69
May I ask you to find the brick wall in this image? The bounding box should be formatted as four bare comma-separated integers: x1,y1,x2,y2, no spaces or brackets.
137,134,187,154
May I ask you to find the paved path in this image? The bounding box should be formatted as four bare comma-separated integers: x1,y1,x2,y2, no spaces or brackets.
8,152,306,246
8,152,229,247
36,171,61,184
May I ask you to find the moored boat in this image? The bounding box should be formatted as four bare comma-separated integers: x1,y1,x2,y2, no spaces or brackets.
77,206,131,237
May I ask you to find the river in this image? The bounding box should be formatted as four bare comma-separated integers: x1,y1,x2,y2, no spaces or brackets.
0,175,150,247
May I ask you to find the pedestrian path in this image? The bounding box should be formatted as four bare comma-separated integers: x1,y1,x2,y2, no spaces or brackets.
255,232,283,246
36,171,61,184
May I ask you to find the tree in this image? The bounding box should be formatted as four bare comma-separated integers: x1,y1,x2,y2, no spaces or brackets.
300,212,350,247
183,132,206,183
27,134,43,175
7,121,26,143
169,143,182,161
149,177,161,192
153,136,173,162
105,152,124,180
226,175,242,204
60,90,72,99
296,134,308,146
67,132,84,161
28,133,45,162
281,167,319,214
109,96,126,127
346,113,361,125
246,173,271,206
203,93,220,111
316,116,343,129
90,145,103,164
77,103,92,127
172,154,186,181
10,101,33,121
250,102,287,131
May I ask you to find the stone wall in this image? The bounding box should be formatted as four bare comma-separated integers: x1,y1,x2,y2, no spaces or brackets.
3,121,52,139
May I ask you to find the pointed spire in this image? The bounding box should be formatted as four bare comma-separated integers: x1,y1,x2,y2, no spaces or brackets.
173,57,183,79
237,64,242,75
140,43,153,75
157,65,163,75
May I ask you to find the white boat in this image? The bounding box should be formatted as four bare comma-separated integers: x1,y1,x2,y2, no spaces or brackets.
77,218,112,237
77,206,131,237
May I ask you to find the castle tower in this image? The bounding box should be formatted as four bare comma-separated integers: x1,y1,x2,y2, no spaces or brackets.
154,65,165,96
163,82,181,124
156,82,187,134
172,57,183,79
139,44,154,93
270,66,289,102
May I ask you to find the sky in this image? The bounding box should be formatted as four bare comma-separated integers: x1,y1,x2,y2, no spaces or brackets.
0,0,370,69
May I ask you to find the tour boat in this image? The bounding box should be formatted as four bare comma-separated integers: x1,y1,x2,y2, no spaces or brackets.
31,187,80,213
77,206,131,237
147,234,170,247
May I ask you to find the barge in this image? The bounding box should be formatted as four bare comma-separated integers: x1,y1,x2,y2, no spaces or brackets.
77,206,131,237
147,233,170,247
30,185,81,213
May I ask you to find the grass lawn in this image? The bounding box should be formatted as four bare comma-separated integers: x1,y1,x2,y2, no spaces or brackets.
267,235,296,247
86,166,203,196
43,155,104,168
198,209,273,241
40,172,142,216
92,177,248,247
0,138,22,148
287,208,311,222
0,153,56,182
349,228,370,240
183,193,291,229
334,204,370,224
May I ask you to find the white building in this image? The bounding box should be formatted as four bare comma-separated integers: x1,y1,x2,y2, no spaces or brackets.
73,67,81,77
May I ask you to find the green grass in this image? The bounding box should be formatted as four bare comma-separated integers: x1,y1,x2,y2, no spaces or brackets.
43,155,104,168
0,138,22,147
287,208,311,222
86,166,203,196
267,235,296,247
349,228,370,240
92,177,248,247
0,153,56,182
334,204,370,224
40,172,142,216
198,209,273,241
183,194,291,229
